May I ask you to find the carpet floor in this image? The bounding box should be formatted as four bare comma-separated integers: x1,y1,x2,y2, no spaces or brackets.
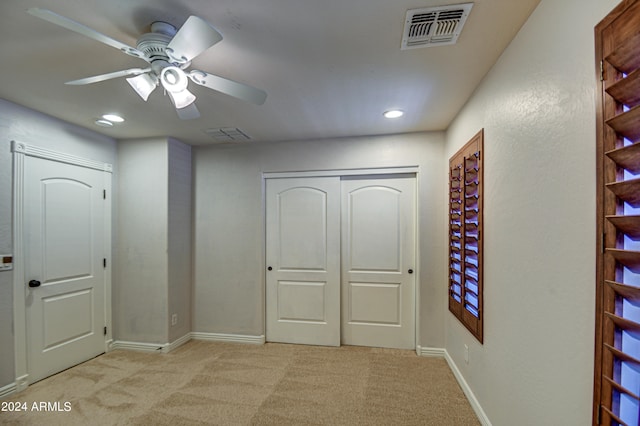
1,340,480,425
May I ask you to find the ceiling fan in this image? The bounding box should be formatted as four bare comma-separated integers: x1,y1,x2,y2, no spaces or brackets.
27,8,267,120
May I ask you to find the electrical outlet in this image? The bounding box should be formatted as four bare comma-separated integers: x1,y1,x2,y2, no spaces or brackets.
464,344,469,364
171,314,178,326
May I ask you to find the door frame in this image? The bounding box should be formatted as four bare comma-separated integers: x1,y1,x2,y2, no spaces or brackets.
11,140,113,391
262,166,420,350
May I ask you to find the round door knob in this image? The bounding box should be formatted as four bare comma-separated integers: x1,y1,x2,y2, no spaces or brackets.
267,266,273,271
408,269,414,274
28,279,41,288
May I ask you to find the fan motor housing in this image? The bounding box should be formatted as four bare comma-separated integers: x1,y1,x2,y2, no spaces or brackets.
136,22,176,63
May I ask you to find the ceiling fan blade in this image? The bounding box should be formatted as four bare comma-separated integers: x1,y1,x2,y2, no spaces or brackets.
166,16,223,64
176,103,200,120
188,70,267,105
27,8,147,61
65,68,151,85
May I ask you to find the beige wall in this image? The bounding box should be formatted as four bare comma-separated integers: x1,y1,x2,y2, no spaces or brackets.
116,137,192,345
116,138,169,344
444,0,619,424
192,132,447,346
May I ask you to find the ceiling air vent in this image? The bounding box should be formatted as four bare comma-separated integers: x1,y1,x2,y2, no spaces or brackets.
401,3,473,50
203,127,251,142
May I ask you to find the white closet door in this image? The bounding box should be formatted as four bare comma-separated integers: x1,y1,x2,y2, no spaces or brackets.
265,177,341,346
25,156,107,383
341,176,416,349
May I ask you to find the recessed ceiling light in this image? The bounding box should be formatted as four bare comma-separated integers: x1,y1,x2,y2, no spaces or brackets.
102,114,125,122
384,109,404,119
95,119,114,127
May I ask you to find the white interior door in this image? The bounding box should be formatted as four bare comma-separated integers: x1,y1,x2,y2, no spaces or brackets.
25,156,107,383
341,176,416,349
265,177,341,346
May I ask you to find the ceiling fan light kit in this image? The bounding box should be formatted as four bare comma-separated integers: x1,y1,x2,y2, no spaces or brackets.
27,7,267,120
126,73,157,101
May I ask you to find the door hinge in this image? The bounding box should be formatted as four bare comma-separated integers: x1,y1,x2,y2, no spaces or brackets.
103,189,106,200
103,258,107,268
601,233,605,254
104,326,107,336
600,60,604,82
596,404,601,424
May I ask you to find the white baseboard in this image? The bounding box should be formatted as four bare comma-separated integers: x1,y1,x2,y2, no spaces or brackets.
110,332,264,354
443,350,492,426
416,345,446,357
110,340,166,353
416,347,490,426
0,382,17,399
0,375,27,399
165,333,191,353
190,332,265,345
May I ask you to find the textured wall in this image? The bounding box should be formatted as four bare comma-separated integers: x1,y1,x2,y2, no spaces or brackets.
192,132,447,347
116,138,169,344
444,0,619,424
167,138,192,343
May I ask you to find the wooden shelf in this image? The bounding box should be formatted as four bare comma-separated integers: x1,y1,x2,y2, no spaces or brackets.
606,104,640,142
606,178,640,207
605,32,640,74
606,215,640,240
606,249,640,273
606,280,640,306
606,68,640,108
605,142,640,174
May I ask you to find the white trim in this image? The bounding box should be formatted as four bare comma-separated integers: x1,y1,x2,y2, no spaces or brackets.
15,375,28,393
12,148,27,389
263,166,418,179
11,140,113,172
166,333,192,352
191,332,266,345
110,333,264,353
443,351,492,426
0,382,17,399
416,348,490,425
416,346,446,357
110,341,166,353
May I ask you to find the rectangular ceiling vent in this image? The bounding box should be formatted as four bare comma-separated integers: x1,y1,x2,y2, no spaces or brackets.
401,3,473,50
203,127,251,142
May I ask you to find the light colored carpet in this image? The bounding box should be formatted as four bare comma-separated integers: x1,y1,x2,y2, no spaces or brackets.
1,340,480,425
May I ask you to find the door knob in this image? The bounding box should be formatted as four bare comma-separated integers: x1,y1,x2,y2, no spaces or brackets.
408,269,414,274
267,266,273,271
28,279,41,288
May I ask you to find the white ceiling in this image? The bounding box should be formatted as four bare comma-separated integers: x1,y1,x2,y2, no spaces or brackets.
0,0,540,145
